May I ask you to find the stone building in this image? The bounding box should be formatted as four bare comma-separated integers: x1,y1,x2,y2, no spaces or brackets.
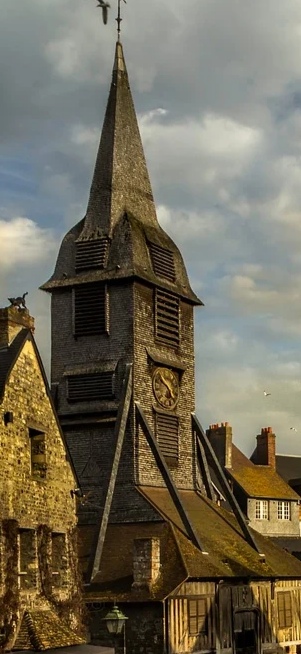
207,423,301,547
42,35,301,654
0,305,85,651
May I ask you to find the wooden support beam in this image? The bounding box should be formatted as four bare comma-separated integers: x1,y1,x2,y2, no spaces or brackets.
89,363,133,582
192,413,263,556
136,403,207,554
196,436,215,502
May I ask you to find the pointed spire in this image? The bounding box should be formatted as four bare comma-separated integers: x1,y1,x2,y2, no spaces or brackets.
79,41,158,240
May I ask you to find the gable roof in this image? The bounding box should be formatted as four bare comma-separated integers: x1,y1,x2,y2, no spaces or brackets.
82,487,301,603
0,327,79,487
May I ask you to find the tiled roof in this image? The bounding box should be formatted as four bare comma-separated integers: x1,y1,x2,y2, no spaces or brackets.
229,465,300,500
82,487,301,602
81,520,187,602
13,609,85,651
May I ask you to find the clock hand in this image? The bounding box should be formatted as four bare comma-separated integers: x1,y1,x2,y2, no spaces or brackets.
160,371,176,400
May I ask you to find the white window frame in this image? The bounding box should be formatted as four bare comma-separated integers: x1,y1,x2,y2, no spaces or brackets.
255,500,269,520
277,501,290,520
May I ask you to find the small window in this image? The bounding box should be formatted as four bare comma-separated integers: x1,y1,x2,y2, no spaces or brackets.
73,284,108,337
75,238,109,272
148,242,176,282
156,412,179,464
51,533,68,589
188,598,208,636
277,591,292,629
67,371,114,402
18,530,37,590
29,428,46,480
277,501,291,520
155,289,180,348
255,500,269,520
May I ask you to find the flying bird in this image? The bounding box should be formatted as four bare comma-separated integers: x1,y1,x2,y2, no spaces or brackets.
290,427,298,432
263,390,271,397
97,1,110,24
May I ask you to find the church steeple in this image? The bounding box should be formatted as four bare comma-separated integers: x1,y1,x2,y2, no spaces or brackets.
80,40,158,240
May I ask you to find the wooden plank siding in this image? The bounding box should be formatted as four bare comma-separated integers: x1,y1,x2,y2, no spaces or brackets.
168,580,301,654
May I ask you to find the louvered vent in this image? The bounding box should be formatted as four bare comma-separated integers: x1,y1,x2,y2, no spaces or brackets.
73,284,107,336
156,413,179,461
75,238,109,272
155,289,180,347
148,242,175,282
68,372,114,402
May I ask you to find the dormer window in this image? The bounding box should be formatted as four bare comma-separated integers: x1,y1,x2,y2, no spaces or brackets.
75,238,109,272
148,242,175,282
255,500,269,520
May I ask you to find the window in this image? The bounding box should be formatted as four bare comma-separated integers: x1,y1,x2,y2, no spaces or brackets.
156,412,179,464
29,428,46,480
73,284,107,337
255,500,269,520
188,598,208,636
67,371,114,402
51,533,68,588
18,530,37,590
155,289,180,347
278,501,291,520
148,242,175,282
277,591,292,629
75,238,109,272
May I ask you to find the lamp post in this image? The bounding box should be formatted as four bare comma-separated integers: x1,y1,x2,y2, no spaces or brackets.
102,604,128,654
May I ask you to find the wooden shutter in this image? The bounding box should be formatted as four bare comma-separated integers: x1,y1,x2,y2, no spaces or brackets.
73,284,107,336
67,372,114,402
188,598,207,635
148,242,175,282
156,412,179,461
75,238,109,272
277,591,292,628
155,289,179,347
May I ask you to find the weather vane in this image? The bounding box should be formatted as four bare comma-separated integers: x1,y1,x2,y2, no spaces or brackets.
96,0,126,36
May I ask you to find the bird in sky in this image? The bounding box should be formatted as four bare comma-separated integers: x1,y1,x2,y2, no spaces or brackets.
263,390,271,396
290,427,298,432
97,0,110,24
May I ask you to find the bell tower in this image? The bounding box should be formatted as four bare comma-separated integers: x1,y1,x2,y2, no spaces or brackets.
41,36,203,526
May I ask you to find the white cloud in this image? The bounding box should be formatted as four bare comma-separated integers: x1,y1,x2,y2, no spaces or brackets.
0,217,57,270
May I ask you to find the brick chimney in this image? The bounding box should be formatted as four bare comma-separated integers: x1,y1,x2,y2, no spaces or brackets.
0,306,34,348
206,422,232,469
255,427,276,468
132,538,160,590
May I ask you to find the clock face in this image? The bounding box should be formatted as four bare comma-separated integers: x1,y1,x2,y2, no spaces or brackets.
152,367,179,410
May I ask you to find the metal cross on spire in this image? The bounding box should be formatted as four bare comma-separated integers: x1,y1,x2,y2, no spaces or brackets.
116,0,126,40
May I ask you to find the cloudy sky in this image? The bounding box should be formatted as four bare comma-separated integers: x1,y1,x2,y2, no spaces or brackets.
2,0,301,455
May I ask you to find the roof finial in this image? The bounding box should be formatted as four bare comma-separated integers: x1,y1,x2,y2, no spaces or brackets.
116,0,126,41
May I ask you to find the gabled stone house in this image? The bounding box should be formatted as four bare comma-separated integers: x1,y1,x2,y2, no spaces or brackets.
41,33,301,654
0,305,85,651
208,423,301,551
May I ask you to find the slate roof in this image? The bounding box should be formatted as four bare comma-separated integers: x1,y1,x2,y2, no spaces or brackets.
0,328,29,399
41,42,202,306
13,610,85,651
81,487,301,603
276,454,301,485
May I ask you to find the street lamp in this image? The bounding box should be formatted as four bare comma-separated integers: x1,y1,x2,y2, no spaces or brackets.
102,604,128,654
